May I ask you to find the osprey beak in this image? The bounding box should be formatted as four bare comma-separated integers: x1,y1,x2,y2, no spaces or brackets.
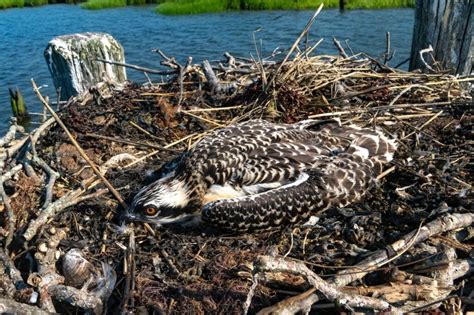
122,208,137,222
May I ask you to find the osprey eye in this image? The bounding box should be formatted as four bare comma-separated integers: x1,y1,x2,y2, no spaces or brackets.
144,207,158,216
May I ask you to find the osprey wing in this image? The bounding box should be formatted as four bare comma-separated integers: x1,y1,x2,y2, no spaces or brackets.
202,153,384,232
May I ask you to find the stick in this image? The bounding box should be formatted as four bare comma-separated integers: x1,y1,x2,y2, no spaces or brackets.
1,164,23,250
255,255,394,311
31,79,128,209
96,58,176,75
266,3,323,90
0,247,26,293
418,45,435,72
383,32,392,65
23,188,85,241
243,273,260,315
30,136,59,209
84,133,162,150
329,213,474,287
0,120,24,147
121,229,135,312
257,287,318,315
333,37,348,58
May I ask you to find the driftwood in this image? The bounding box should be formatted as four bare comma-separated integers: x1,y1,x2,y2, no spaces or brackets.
248,213,474,313
253,256,395,312
330,213,474,287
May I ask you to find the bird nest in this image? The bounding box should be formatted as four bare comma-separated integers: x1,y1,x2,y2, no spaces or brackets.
0,28,473,314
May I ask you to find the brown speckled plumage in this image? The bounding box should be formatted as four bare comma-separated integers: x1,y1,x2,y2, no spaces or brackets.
129,119,397,232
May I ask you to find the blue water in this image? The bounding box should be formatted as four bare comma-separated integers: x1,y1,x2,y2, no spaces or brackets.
0,5,414,134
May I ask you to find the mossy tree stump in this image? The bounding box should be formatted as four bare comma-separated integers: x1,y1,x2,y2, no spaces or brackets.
44,32,127,100
409,0,473,75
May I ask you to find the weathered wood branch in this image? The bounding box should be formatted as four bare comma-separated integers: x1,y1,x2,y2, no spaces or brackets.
329,213,474,287
257,288,318,315
0,119,24,147
0,298,49,314
97,58,177,75
254,255,395,312
1,164,23,250
202,60,237,96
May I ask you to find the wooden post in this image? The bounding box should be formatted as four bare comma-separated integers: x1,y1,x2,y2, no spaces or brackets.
409,0,473,75
339,0,346,11
44,32,127,100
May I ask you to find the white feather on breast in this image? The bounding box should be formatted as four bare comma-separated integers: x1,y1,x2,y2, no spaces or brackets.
203,182,286,204
202,174,309,204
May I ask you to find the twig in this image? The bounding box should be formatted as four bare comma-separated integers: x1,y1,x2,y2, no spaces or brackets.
243,273,260,315
84,133,162,150
183,105,244,113
1,164,23,250
97,58,176,75
388,84,433,107
383,32,393,65
47,285,103,313
30,136,59,209
419,45,435,72
31,79,128,209
0,297,48,314
0,247,27,292
129,121,162,140
401,110,444,140
202,60,237,96
23,187,85,241
257,287,318,315
180,111,226,127
121,229,135,312
266,3,323,90
376,165,396,180
0,119,24,147
30,228,68,311
31,117,55,146
333,37,348,58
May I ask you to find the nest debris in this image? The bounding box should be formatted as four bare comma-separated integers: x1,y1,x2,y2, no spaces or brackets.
0,27,473,314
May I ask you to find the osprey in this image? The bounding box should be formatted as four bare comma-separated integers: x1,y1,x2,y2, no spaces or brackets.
127,119,397,232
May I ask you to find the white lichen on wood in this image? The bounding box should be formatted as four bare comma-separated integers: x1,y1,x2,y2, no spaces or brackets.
44,32,127,100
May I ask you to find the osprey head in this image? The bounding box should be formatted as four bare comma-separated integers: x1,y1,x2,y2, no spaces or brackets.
127,174,199,225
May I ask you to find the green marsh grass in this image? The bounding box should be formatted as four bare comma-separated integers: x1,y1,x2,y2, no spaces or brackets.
81,0,126,9
0,0,414,13
157,0,226,15
345,0,415,9
0,0,24,9
24,0,48,5
0,0,73,8
157,0,415,15
81,0,157,9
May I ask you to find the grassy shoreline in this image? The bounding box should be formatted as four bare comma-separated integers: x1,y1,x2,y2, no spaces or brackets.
0,0,75,9
157,0,415,15
0,0,414,12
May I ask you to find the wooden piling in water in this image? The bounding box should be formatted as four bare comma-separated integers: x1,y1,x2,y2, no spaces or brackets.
409,0,473,75
339,0,346,11
44,32,127,100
